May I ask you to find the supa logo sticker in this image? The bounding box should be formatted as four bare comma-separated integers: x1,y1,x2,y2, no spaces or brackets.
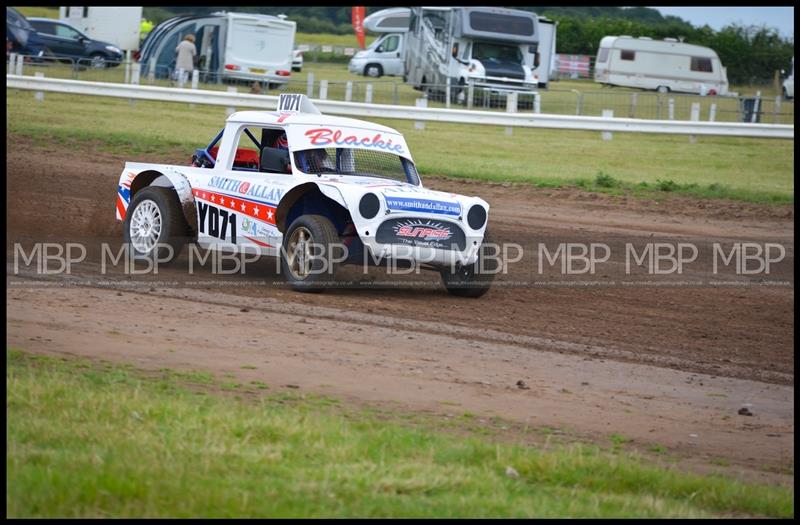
393,220,453,241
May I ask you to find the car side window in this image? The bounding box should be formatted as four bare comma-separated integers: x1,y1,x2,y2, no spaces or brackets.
383,35,399,53
31,22,55,35
55,23,81,40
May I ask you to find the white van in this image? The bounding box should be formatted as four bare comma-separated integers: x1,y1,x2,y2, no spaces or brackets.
348,32,405,77
348,7,408,78
594,36,729,96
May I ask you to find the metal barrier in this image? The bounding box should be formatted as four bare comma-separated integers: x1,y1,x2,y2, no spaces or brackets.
6,74,793,139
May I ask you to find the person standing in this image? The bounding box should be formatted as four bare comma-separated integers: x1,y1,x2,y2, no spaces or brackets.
174,34,196,86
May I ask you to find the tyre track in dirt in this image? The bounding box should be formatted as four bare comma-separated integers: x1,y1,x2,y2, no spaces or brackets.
6,134,794,385
6,133,794,482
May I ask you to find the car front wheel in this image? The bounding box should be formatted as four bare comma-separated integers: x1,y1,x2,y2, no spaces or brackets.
440,232,497,298
364,64,383,78
280,215,343,293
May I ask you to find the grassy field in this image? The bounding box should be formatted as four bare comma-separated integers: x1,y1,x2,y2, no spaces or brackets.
6,349,793,518
6,88,793,203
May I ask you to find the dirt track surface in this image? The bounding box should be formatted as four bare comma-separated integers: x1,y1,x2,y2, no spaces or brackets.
6,134,795,482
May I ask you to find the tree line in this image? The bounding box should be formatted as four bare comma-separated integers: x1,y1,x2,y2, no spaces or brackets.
144,6,794,84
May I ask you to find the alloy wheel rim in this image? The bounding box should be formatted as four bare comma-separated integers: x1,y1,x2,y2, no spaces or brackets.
129,200,162,254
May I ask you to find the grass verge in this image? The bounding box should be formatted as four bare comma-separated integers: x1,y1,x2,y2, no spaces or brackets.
6,348,794,518
5,89,794,204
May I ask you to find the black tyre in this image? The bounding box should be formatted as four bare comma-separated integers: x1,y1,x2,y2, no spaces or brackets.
280,215,343,293
440,231,497,298
89,52,108,69
364,63,383,78
122,186,189,264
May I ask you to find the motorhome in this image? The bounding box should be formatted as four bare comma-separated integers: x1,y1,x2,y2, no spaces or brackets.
594,35,729,95
59,6,142,51
138,11,295,87
350,7,555,89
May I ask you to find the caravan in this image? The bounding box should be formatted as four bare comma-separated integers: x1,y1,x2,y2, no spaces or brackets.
594,36,729,95
349,7,555,88
139,12,295,87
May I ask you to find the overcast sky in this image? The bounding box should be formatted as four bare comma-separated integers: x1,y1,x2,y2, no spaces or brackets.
650,6,794,38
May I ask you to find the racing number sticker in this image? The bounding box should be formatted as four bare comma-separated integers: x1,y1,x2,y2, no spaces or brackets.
278,93,302,112
198,202,237,244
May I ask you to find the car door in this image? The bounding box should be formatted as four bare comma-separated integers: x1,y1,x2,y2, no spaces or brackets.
191,125,294,256
30,21,87,60
375,33,403,76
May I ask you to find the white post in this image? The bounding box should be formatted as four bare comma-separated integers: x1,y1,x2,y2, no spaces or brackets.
319,79,328,100
601,109,613,141
345,81,352,102
668,98,675,120
15,54,23,76
533,92,541,114
630,92,638,118
124,50,131,83
709,103,717,122
8,53,17,75
751,90,761,123
191,69,199,90
445,77,451,108
365,83,373,103
131,62,141,84
689,102,700,143
148,58,156,83
306,72,314,97
773,96,781,123
467,80,474,110
505,92,518,136
415,98,427,130
226,86,237,116
34,72,44,101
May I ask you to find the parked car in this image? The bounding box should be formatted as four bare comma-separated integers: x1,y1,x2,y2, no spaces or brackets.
782,57,794,100
292,48,303,72
6,6,39,55
115,94,495,297
27,17,123,68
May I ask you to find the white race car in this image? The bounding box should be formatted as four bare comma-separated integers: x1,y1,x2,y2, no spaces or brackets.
115,94,495,296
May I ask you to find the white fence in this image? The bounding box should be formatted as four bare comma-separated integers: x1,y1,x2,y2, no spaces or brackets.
6,74,794,140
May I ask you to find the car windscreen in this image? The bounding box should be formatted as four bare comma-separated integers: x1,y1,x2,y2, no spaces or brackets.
293,148,419,185
472,42,522,63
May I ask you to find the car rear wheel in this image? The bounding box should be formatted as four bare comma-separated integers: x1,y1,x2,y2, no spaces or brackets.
656,85,670,94
280,215,343,293
440,231,497,298
123,186,189,264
